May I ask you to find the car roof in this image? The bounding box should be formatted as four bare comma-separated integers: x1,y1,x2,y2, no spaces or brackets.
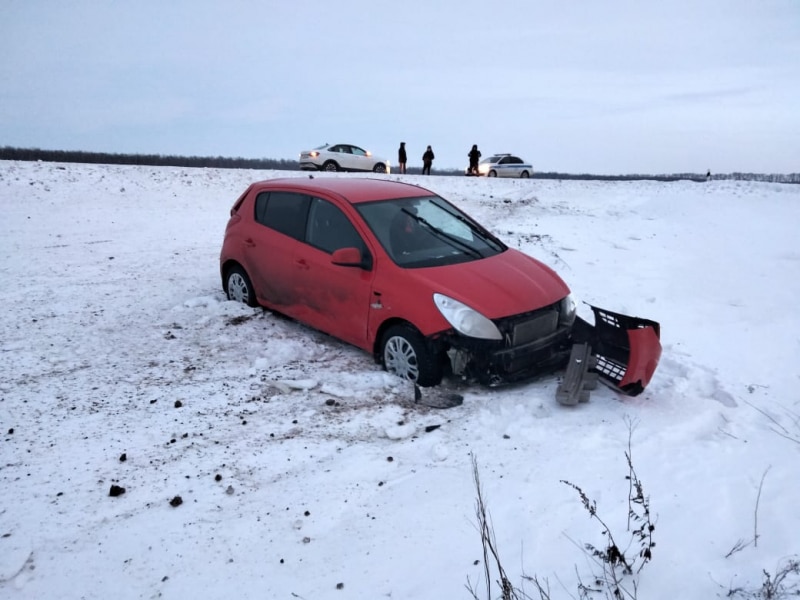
249,177,433,204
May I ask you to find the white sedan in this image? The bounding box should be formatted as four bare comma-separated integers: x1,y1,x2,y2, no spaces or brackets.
299,143,390,173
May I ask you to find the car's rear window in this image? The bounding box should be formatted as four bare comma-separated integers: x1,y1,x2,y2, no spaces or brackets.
254,191,310,241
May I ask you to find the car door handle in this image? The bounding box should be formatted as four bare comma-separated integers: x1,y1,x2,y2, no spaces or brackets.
244,238,256,248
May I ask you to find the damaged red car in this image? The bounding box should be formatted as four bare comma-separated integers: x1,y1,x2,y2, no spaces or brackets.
219,177,661,397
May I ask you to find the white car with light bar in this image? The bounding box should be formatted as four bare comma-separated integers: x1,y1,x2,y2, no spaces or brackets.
467,153,533,178
299,143,391,173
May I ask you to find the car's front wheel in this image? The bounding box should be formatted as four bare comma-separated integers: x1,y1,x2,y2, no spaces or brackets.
322,161,339,172
380,324,443,387
373,163,387,173
488,170,497,177
225,265,258,307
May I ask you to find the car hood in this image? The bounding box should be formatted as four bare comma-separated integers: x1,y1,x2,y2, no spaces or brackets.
410,249,570,318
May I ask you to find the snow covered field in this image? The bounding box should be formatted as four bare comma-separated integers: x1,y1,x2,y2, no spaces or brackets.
1,160,799,599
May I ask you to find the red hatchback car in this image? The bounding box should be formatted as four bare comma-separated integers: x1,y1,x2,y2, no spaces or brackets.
219,177,661,394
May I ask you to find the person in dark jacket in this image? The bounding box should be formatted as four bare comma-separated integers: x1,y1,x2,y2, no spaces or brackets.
422,145,434,175
468,144,481,175
398,142,407,174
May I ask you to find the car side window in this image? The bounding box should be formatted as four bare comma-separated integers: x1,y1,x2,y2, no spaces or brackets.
498,157,509,164
254,191,310,241
351,147,366,157
511,156,523,164
306,197,368,256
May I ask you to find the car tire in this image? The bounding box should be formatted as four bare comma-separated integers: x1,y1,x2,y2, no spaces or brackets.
381,324,443,387
225,265,258,307
373,163,387,173
520,171,530,179
488,170,497,177
322,161,339,172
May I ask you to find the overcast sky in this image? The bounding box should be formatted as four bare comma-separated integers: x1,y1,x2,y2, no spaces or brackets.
2,1,798,174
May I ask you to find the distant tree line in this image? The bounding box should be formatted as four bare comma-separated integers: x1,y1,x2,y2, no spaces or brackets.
1,146,797,183
0,146,299,171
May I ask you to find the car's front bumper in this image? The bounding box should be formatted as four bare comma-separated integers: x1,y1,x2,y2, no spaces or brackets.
429,304,661,395
571,305,661,396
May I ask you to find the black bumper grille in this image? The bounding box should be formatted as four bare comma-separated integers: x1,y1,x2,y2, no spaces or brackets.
509,309,559,346
441,301,574,384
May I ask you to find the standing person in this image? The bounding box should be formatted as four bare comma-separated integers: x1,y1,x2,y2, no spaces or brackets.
422,145,434,175
468,144,481,175
398,142,407,174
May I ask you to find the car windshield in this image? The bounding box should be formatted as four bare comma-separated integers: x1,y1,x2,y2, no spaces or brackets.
355,195,506,268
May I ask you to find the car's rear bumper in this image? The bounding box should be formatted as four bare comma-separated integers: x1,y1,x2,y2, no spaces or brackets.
299,161,322,171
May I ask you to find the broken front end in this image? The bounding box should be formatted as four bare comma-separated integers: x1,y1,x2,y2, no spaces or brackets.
437,301,661,398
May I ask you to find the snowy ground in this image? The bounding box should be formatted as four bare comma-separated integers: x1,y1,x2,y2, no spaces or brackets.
1,160,799,600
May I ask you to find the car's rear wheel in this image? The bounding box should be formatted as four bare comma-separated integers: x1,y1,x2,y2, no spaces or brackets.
225,265,258,307
381,324,443,387
322,161,339,172
520,171,530,179
488,170,497,177
373,163,387,173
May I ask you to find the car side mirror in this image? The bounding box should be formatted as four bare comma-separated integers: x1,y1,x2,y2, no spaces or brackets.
331,247,369,269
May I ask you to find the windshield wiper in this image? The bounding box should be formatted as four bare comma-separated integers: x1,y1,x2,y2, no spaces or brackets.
401,209,483,259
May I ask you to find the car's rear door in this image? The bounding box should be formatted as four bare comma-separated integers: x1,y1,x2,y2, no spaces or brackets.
245,191,311,312
332,145,356,171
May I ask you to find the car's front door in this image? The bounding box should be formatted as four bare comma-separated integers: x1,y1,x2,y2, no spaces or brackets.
348,145,371,172
293,197,375,349
497,156,511,177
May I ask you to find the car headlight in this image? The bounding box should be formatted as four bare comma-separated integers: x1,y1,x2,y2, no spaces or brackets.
559,294,577,327
433,293,502,340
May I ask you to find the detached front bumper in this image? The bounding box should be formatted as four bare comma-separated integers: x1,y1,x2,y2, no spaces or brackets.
571,305,661,396
435,304,661,396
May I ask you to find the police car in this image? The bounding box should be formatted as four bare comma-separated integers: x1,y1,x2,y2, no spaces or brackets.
467,154,533,178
